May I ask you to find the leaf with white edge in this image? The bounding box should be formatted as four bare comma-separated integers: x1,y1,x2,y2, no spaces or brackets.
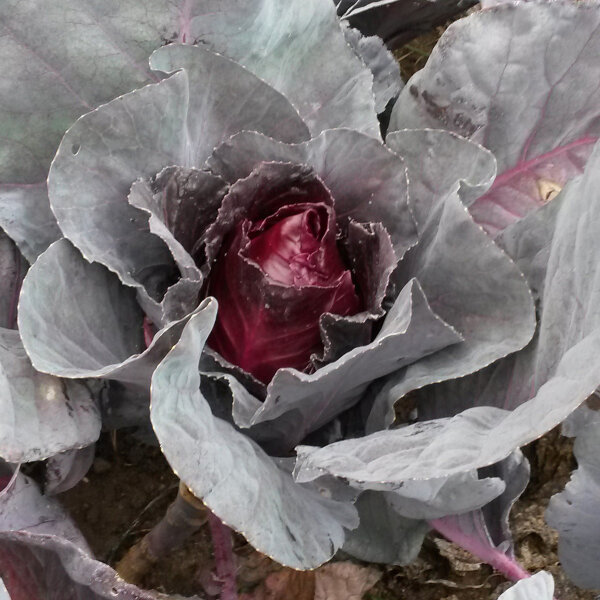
411,140,600,476
18,239,207,386
208,129,417,259
149,44,310,165
295,408,513,485
150,299,359,569
0,465,180,600
341,24,403,113
0,0,219,261
384,129,497,231
241,278,462,450
546,405,600,589
48,72,188,299
498,572,554,600
390,2,600,236
0,329,100,463
364,176,534,430
188,0,379,138
341,491,429,565
49,49,309,302
314,140,600,541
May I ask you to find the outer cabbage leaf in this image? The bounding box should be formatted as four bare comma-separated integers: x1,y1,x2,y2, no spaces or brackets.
0,0,217,261
187,0,380,138
18,239,206,389
546,405,600,589
150,299,359,570
336,0,477,49
0,230,100,465
390,2,600,237
341,491,429,565
341,24,403,113
0,465,189,600
305,139,600,516
369,129,534,431
48,50,308,307
0,329,100,463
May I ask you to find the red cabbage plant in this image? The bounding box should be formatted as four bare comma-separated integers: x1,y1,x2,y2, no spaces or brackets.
0,0,599,597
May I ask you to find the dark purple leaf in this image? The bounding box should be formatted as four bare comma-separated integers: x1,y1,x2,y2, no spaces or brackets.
0,232,25,330
207,163,360,382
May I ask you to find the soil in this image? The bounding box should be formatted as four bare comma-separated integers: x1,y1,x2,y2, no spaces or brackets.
58,427,597,600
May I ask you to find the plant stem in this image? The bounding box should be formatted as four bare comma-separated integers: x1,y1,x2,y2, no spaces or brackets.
207,511,239,600
116,482,207,584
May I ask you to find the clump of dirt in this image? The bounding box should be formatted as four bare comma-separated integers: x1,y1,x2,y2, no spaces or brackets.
59,432,213,596
394,27,446,80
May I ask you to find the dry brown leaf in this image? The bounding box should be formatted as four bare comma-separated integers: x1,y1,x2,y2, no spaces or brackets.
314,562,381,600
242,568,315,600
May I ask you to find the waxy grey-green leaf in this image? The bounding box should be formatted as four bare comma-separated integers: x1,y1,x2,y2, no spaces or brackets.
546,405,600,589
151,299,359,569
390,2,600,237
0,329,100,463
342,491,429,565
18,239,209,387
0,0,206,260
310,140,600,495
368,129,535,431
49,47,309,299
187,0,380,138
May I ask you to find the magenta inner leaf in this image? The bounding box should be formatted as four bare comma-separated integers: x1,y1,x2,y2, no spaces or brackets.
208,200,361,383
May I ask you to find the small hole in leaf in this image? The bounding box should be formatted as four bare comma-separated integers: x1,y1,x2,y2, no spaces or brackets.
71,143,80,155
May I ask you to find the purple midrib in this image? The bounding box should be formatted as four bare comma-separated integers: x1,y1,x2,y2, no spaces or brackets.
490,136,597,191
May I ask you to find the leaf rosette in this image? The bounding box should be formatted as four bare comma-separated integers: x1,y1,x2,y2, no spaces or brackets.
8,0,548,573
4,0,600,591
